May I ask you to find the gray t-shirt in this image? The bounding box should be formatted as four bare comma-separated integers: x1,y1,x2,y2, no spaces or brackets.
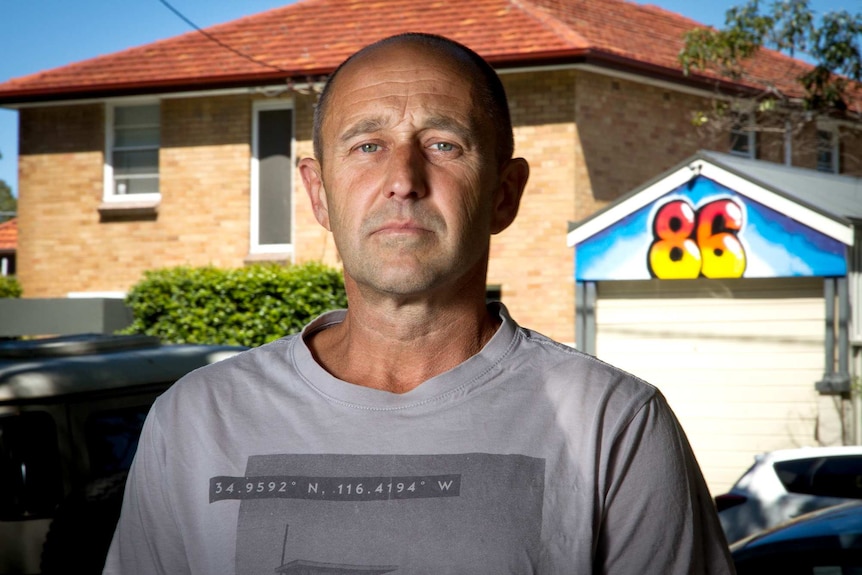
104,304,734,574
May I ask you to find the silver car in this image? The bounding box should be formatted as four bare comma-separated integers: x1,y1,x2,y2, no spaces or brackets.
716,446,862,543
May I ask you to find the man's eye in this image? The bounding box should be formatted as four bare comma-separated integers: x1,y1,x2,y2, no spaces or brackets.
358,143,380,153
432,142,456,152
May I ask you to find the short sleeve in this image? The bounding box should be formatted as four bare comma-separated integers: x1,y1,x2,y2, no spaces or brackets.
595,392,735,574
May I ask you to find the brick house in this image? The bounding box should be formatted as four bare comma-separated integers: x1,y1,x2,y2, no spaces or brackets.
1,0,857,342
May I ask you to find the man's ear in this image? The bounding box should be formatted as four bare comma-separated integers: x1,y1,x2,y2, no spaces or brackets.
299,157,331,231
491,157,529,234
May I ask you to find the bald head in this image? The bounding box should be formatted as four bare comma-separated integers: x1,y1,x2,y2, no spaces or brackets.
312,33,515,167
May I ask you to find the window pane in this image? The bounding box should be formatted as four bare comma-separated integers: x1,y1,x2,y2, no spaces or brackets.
257,109,293,246
817,130,835,173
113,149,158,176
729,114,754,158
111,104,160,198
114,104,159,127
774,455,862,498
114,127,160,148
115,177,159,195
730,130,750,156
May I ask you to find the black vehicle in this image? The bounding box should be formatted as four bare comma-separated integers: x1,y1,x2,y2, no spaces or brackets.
731,500,862,574
0,334,245,574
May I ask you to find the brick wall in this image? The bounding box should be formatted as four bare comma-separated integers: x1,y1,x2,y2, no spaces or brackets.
18,96,255,297
494,70,577,341
840,127,862,175
573,72,724,219
159,96,252,266
18,104,105,297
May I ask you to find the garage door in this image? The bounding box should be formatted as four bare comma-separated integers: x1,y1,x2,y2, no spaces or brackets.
595,278,826,495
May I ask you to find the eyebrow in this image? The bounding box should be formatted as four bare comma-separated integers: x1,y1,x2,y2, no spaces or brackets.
339,117,388,144
424,115,475,146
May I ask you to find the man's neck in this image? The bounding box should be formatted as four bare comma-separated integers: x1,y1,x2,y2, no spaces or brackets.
306,298,500,394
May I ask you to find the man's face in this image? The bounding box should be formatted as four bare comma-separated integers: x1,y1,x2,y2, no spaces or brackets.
302,42,521,300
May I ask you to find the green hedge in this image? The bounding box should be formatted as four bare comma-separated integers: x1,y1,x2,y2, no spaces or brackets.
0,276,21,298
122,263,347,347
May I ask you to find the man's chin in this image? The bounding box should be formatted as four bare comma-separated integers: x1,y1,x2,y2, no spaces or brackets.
348,267,442,298
371,275,439,298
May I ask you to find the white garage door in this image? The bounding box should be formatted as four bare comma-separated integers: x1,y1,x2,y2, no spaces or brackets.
595,278,826,495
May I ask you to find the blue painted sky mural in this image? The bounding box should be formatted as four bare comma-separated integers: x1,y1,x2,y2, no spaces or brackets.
574,175,847,281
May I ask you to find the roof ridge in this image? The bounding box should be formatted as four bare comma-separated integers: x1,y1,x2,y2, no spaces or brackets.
633,0,712,28
510,0,591,48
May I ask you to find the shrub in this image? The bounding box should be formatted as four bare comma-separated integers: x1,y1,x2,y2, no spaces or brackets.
0,276,22,298
122,263,347,347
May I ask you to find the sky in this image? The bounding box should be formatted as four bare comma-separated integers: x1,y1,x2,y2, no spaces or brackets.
0,0,856,198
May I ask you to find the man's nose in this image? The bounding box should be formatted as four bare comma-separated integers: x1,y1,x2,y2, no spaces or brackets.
383,143,427,199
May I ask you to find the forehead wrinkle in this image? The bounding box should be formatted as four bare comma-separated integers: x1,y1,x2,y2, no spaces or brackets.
326,49,486,151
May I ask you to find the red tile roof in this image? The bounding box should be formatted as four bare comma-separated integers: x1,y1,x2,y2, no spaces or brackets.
0,219,17,252
0,0,853,110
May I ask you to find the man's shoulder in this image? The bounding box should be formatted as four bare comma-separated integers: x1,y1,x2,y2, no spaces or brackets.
196,333,298,373
509,324,658,404
154,333,302,403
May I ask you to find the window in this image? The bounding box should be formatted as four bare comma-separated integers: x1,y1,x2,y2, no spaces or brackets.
105,103,160,200
0,253,14,277
817,128,839,173
251,102,294,254
0,412,63,519
774,455,862,499
730,116,755,159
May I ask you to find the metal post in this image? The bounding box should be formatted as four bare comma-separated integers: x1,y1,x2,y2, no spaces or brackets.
839,276,850,378
585,281,597,357
824,278,836,377
575,282,585,352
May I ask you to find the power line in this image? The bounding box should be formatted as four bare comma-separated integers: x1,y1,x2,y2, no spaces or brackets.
156,0,289,73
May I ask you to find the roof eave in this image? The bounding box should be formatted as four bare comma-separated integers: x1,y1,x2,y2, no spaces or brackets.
482,48,763,97
0,68,332,107
0,48,773,108
580,51,767,98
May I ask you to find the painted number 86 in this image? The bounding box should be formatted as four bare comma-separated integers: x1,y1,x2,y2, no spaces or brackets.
648,198,746,279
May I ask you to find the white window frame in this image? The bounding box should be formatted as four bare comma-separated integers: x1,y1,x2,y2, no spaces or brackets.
816,125,840,174
103,100,161,203
250,99,295,256
729,115,756,159
851,229,862,345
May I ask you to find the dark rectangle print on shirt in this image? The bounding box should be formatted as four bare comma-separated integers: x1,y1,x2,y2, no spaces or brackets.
217,453,545,574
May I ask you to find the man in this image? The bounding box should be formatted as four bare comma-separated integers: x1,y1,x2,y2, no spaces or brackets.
104,33,734,574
